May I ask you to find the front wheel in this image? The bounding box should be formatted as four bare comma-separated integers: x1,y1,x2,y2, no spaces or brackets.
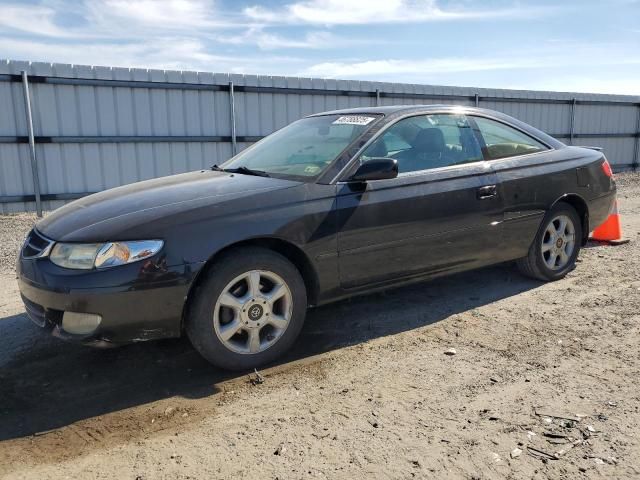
517,202,582,281
186,247,307,370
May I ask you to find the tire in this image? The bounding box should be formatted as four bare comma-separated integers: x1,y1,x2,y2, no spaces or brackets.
186,247,307,370
516,202,582,282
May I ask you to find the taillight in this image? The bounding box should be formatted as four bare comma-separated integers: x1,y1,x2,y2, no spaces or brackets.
601,159,613,178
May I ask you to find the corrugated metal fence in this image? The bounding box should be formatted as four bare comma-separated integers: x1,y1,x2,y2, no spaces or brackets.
1,59,639,214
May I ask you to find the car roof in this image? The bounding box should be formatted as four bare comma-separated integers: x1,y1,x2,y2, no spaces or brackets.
309,104,477,116
308,104,565,150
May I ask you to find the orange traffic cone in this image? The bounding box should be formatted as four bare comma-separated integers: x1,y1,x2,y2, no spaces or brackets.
590,199,629,245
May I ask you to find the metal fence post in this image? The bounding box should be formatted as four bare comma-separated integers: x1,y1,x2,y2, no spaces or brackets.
375,89,381,106
474,93,479,107
569,98,577,145
633,105,640,171
21,71,42,217
229,81,237,156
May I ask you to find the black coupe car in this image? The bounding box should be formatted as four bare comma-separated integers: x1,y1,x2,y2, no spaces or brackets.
18,105,616,370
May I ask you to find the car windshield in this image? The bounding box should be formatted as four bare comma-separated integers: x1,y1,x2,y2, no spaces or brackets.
222,114,381,180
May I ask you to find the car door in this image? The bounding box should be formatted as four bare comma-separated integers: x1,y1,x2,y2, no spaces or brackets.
336,113,504,289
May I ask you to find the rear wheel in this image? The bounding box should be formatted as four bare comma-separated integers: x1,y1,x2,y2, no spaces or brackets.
186,247,307,370
517,203,582,281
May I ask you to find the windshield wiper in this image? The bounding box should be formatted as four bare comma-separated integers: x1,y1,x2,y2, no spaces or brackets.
223,166,271,177
210,164,271,177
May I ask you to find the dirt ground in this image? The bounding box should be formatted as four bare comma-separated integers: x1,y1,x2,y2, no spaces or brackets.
1,174,639,480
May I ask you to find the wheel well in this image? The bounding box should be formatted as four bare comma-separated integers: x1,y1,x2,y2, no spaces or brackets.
181,238,320,331
555,194,589,245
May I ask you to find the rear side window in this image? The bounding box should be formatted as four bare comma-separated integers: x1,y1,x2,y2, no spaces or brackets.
473,117,547,160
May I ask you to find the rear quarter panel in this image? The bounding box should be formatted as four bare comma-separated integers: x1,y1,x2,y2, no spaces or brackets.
492,146,615,260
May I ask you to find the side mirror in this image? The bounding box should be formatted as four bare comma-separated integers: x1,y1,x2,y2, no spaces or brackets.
350,158,398,182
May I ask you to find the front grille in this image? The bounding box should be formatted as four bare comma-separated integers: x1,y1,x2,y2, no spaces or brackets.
21,229,54,259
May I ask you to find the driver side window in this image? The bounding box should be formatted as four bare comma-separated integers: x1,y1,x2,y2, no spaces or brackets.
360,114,483,174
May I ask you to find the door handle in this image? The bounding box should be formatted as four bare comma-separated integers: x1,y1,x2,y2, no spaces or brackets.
477,185,497,200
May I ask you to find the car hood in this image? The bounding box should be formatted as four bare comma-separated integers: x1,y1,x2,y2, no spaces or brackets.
37,171,301,242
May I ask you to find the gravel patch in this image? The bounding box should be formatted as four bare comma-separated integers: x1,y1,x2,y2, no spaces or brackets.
0,213,40,275
614,170,640,189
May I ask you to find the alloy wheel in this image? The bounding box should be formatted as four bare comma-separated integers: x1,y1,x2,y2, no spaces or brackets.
541,214,576,270
213,270,293,355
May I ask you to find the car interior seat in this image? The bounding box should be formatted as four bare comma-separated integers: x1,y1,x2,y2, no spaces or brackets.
395,128,452,172
365,137,388,159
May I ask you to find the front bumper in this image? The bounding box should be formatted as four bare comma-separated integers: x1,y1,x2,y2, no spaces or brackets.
18,255,204,346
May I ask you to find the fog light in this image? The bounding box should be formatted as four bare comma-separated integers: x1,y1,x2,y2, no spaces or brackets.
61,312,102,335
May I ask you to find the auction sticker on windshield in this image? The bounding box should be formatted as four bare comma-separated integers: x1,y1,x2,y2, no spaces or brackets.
332,116,376,125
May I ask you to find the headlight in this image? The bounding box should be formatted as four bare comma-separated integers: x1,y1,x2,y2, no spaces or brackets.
95,240,164,268
50,240,163,270
49,243,103,270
